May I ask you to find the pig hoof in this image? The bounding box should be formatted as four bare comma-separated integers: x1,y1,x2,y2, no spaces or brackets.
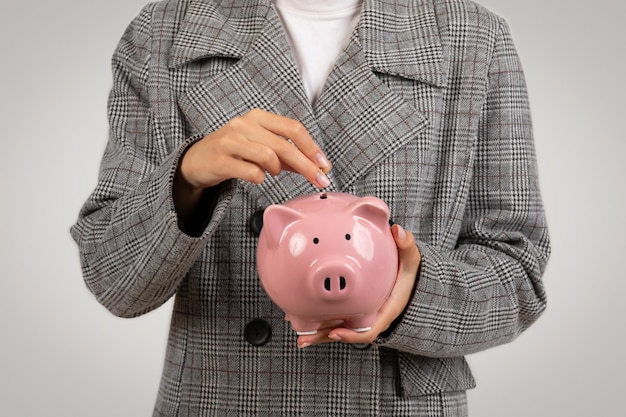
296,330,318,335
350,326,372,333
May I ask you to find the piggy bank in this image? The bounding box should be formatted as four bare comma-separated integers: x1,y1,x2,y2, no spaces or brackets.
256,192,398,335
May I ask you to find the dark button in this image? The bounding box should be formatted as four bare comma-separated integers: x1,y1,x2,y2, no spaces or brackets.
244,319,272,346
249,209,265,237
351,343,372,350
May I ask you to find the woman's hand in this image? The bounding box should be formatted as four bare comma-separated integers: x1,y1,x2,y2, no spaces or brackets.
296,224,421,348
174,108,332,218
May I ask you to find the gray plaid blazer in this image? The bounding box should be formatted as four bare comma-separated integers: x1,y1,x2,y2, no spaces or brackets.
71,0,550,415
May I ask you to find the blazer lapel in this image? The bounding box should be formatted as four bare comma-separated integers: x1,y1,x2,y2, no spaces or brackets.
357,0,446,88
314,0,446,192
172,0,319,206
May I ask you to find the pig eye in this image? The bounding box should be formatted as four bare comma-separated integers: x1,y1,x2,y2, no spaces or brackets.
345,234,351,241
313,237,319,244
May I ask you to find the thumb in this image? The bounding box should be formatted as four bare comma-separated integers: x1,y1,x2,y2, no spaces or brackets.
392,224,421,273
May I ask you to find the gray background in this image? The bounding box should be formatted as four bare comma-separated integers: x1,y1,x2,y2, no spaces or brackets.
1,0,624,415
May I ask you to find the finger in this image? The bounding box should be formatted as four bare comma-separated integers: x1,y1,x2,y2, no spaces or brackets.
392,224,422,275
225,114,330,188
243,110,332,188
256,137,331,188
224,135,283,177
294,320,345,348
193,134,282,185
212,155,268,185
250,109,332,173
212,116,326,186
297,327,337,348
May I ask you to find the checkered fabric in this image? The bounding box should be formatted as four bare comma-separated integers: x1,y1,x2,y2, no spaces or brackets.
70,0,550,415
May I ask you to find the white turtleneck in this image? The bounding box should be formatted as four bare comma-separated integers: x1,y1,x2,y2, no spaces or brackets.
273,0,363,105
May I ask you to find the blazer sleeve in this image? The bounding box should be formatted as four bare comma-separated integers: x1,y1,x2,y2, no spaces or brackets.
378,19,550,357
70,6,233,318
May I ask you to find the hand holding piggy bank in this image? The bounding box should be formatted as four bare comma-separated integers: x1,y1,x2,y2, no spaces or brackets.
256,192,398,335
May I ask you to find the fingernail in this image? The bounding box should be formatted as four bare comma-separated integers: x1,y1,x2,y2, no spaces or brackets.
397,225,407,241
316,172,331,188
328,334,342,341
315,152,330,169
299,342,311,349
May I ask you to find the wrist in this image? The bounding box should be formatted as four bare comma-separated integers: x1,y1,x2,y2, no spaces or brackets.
174,167,204,213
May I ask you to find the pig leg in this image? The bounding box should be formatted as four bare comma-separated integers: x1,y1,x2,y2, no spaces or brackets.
344,312,377,333
288,316,319,335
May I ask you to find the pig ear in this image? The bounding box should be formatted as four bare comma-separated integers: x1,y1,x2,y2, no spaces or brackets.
347,197,391,229
262,205,304,248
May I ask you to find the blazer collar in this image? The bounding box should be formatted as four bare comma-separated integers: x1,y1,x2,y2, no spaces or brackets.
169,0,446,87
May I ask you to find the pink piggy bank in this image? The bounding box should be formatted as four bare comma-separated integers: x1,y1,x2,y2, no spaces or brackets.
256,192,398,335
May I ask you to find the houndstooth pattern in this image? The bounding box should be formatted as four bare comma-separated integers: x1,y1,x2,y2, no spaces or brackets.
71,0,550,415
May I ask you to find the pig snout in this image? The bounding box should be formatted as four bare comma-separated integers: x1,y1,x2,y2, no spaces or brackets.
310,259,357,302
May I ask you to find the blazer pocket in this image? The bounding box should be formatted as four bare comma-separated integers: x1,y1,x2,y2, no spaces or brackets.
397,352,476,397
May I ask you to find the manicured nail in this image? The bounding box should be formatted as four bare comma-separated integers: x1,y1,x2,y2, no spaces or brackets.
397,225,407,241
299,342,311,349
316,172,331,188
315,152,330,169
